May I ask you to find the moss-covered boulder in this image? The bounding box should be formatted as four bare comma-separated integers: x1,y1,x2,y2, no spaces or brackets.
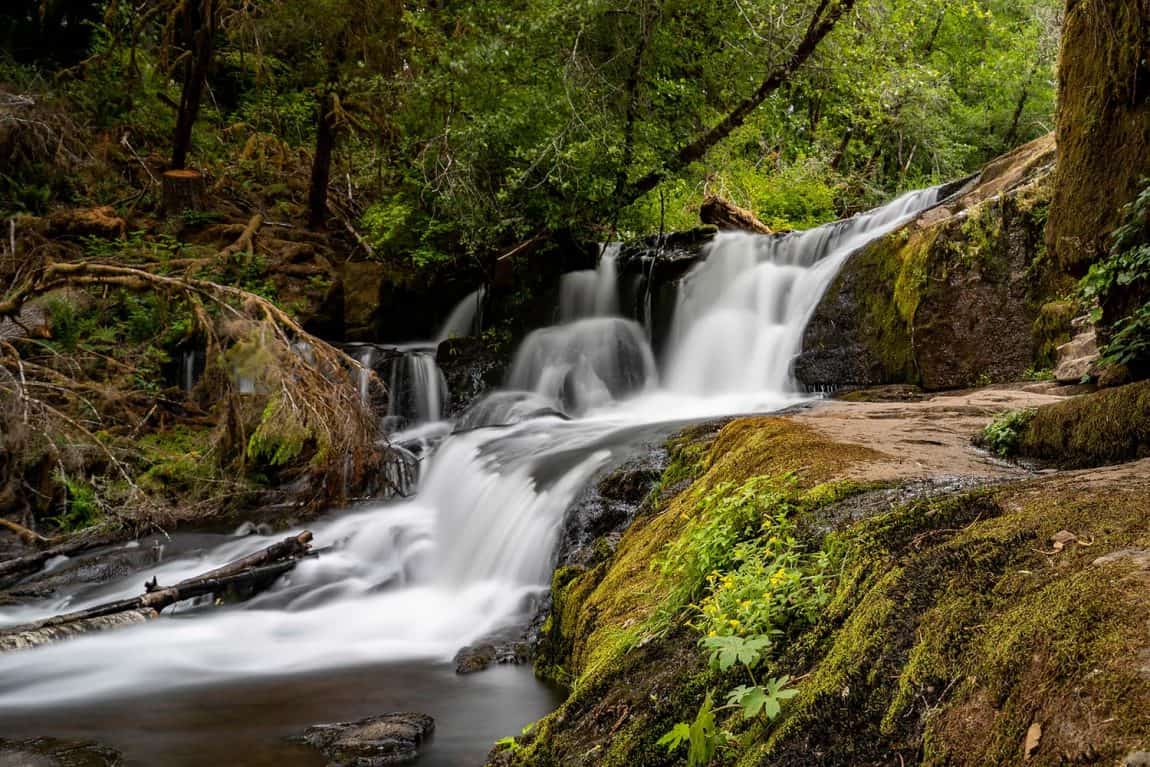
1046,0,1150,274
796,134,1069,391
498,410,1150,767
1017,379,1150,467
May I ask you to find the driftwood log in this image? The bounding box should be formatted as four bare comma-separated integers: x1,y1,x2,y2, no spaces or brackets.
0,531,314,652
700,195,773,234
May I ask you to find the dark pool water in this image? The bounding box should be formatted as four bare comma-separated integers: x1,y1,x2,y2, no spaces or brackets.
0,661,562,766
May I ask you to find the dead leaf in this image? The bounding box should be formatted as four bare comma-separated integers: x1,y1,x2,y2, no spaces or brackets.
1025,721,1043,760
1051,530,1078,552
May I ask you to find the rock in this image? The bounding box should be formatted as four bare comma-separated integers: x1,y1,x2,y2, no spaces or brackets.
1125,751,1150,767
436,337,508,416
45,206,126,239
296,712,434,767
340,261,388,341
1052,327,1098,383
1098,363,1132,388
796,134,1056,392
0,737,120,767
1093,549,1150,570
454,643,497,674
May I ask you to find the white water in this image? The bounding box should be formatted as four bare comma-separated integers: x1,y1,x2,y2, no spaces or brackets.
558,243,620,322
0,187,942,707
436,287,487,342
666,187,941,394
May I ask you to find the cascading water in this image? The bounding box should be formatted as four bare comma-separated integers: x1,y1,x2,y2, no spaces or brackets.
436,286,487,342
558,243,620,322
665,187,941,395
0,187,944,746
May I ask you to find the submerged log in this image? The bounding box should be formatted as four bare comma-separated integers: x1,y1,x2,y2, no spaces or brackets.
700,195,773,234
0,531,314,650
0,531,120,589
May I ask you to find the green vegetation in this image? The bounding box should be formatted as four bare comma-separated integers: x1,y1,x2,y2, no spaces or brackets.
2,0,1060,267
979,407,1036,458
1081,179,1150,375
506,414,1150,767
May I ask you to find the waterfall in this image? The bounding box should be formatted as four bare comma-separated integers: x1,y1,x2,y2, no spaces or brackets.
558,244,620,322
664,187,941,395
381,346,448,424
0,185,943,710
506,317,657,414
436,286,486,342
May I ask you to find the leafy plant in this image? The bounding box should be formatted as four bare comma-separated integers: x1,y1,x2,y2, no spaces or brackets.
1081,178,1150,370
980,408,1036,458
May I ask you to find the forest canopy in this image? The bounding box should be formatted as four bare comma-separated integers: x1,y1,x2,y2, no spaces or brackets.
2,0,1061,265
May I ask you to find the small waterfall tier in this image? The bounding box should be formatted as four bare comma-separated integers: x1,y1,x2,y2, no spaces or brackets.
507,317,657,414
352,343,449,427
436,287,487,342
664,187,942,395
558,244,620,322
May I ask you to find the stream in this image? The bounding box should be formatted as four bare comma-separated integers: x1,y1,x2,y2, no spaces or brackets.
0,186,941,764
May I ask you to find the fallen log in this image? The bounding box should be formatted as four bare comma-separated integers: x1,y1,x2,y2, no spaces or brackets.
700,195,773,234
0,609,158,653
0,531,121,589
0,532,314,647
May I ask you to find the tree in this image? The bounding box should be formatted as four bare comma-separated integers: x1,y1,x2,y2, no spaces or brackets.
253,0,404,230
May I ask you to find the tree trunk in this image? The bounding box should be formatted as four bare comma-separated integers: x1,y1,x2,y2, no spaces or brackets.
171,0,216,170
625,0,857,203
162,169,206,214
308,91,338,231
700,195,773,233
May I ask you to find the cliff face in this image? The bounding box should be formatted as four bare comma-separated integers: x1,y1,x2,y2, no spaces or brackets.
1046,0,1150,274
796,134,1068,392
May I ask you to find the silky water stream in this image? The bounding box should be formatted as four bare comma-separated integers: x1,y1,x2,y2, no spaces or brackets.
0,187,941,764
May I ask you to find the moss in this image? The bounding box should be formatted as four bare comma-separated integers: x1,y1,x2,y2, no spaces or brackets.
136,425,220,499
1032,300,1076,367
1018,380,1150,467
1047,0,1150,272
507,414,1150,767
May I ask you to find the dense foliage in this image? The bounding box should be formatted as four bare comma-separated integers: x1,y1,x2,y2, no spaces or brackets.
2,0,1060,266
1081,179,1150,375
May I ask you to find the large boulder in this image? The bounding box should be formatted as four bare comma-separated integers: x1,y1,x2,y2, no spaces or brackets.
1046,0,1150,274
796,134,1069,391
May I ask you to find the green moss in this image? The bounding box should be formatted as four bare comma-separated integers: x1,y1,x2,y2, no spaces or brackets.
1032,300,1076,367
1019,380,1150,467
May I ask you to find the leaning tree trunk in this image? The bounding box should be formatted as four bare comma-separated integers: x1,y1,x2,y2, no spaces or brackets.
171,0,216,170
308,91,338,231
624,0,857,203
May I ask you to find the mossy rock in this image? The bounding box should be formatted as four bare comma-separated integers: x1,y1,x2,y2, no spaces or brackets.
796,138,1068,391
505,414,1150,767
1017,380,1150,468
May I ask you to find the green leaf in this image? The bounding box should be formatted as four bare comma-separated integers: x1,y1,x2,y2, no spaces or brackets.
657,723,691,753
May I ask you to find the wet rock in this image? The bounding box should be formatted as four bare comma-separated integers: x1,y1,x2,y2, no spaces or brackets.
454,643,497,674
296,712,434,767
556,448,667,569
0,737,120,767
797,134,1056,392
436,337,509,416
